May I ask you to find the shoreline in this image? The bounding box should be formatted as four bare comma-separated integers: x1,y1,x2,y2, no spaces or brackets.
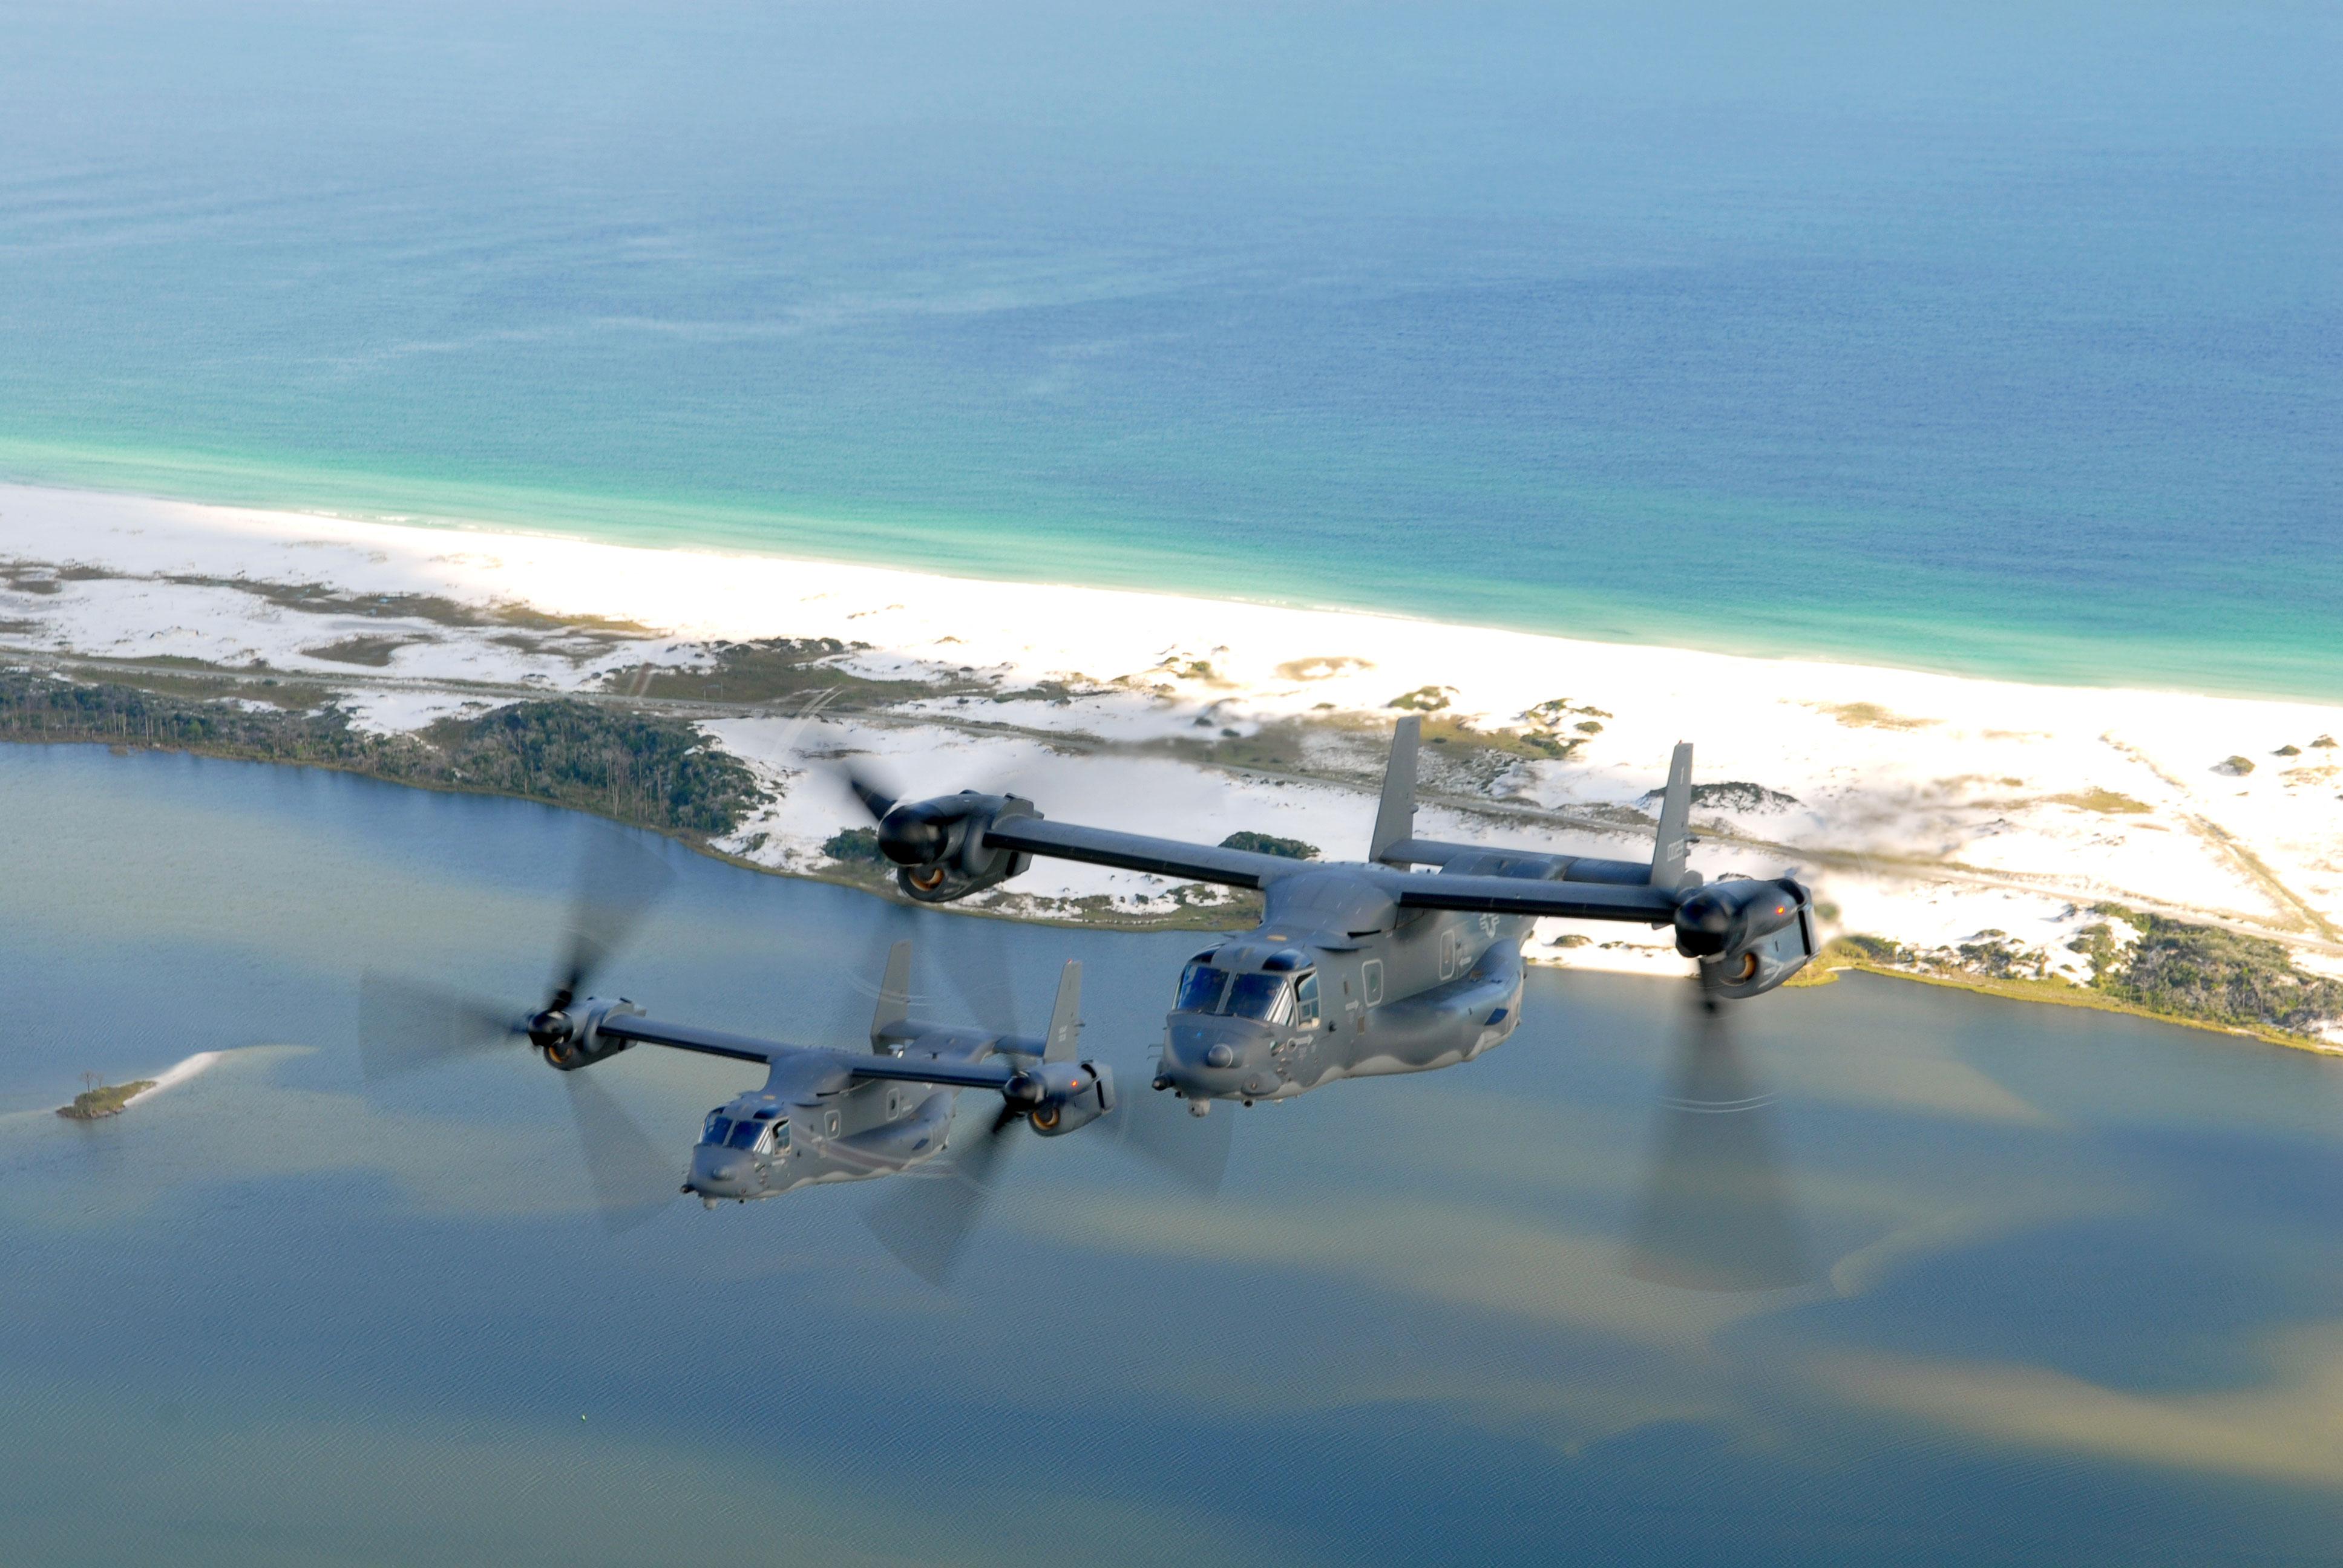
1789,959,2342,1058
18,725,2341,1055
3,480,2339,1051
7,455,2334,710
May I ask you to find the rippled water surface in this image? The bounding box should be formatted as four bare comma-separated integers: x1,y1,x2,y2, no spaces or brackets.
1,5,2336,697
1,745,2338,1564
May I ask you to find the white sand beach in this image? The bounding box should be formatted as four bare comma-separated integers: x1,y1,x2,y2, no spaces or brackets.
4,482,2338,1034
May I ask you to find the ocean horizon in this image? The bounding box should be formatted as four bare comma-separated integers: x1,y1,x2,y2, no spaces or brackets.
2,2,2336,702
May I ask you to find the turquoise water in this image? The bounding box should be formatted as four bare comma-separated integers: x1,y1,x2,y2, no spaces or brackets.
1,745,2339,1564
0,4,2337,699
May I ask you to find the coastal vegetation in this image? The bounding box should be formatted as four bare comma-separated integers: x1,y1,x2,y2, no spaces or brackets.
1809,701,1936,731
0,671,765,839
2079,904,2343,1036
6,658,2337,1042
57,1077,157,1120
606,636,957,709
1801,905,2343,1048
2048,788,2152,814
1636,780,1801,814
822,825,885,863
1218,830,1318,860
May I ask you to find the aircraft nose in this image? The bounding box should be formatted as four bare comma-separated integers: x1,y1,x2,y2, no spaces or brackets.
1159,1019,1259,1094
689,1148,753,1196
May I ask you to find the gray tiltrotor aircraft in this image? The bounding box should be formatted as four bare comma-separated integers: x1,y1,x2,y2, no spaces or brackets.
851,717,1820,1113
356,843,1175,1282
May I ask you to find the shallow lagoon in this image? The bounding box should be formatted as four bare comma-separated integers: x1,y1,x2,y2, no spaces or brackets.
1,744,2337,1566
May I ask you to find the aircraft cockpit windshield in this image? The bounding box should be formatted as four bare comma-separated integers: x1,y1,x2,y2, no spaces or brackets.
1225,973,1291,1022
1175,959,1314,1026
699,1111,789,1150
1175,958,1228,1014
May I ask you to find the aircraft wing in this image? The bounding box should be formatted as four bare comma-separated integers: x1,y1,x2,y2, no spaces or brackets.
984,816,1303,889
837,1053,1018,1091
595,1013,788,1065
1373,869,1683,923
594,1014,1023,1091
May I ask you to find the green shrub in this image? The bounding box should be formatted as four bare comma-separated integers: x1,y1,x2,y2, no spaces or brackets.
823,826,885,863
1219,831,1318,860
2097,910,2343,1034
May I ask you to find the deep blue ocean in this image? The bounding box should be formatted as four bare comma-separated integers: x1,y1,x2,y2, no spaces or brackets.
0,2,2335,698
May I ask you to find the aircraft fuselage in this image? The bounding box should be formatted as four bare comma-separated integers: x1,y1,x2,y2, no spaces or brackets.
683,1040,981,1203
1155,866,1529,1105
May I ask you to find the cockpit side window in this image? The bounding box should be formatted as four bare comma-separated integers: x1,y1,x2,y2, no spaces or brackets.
1175,961,1230,1014
1225,972,1291,1023
770,1120,790,1151
699,1113,732,1146
1294,972,1320,1024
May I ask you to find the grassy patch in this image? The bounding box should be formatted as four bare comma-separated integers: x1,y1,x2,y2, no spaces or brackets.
1415,714,1570,763
57,1079,158,1120
608,636,966,708
301,635,425,667
2046,789,2154,815
1809,701,1937,731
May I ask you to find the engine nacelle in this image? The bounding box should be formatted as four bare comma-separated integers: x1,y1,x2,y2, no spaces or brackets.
1007,1060,1116,1137
530,996,644,1071
879,791,1038,903
1673,877,1817,1000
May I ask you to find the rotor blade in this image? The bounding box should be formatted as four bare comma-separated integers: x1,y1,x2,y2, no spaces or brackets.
1627,974,1808,1291
356,971,519,1082
861,1101,1017,1286
843,766,897,825
558,829,674,998
817,748,902,828
1115,1077,1233,1197
935,912,1024,1039
562,1068,680,1236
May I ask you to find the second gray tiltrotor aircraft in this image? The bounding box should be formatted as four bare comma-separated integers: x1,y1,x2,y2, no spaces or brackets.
849,717,1820,1112
355,831,1219,1282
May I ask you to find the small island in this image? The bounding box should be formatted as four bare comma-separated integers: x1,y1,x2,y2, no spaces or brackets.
57,1077,157,1120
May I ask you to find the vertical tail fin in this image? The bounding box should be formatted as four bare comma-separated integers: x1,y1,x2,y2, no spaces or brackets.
870,939,913,1051
1369,716,1421,864
1042,961,1083,1063
1650,742,1696,890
